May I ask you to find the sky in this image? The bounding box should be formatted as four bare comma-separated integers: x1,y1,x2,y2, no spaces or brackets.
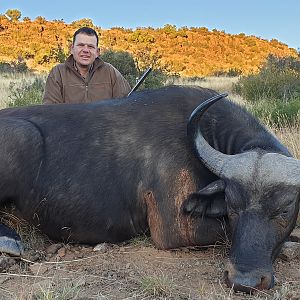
0,0,299,50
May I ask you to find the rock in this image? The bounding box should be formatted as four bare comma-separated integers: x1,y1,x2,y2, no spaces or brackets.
279,241,300,261
125,263,131,269
0,256,16,271
290,228,300,242
46,243,63,255
93,243,109,253
24,250,45,262
29,263,48,275
57,247,66,258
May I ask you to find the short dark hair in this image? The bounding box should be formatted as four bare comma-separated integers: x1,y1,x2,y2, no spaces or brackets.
73,27,99,46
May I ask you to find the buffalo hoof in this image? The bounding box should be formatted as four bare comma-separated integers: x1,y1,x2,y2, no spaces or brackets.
0,224,24,256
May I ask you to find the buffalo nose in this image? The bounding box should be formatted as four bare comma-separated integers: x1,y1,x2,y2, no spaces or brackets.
224,262,274,293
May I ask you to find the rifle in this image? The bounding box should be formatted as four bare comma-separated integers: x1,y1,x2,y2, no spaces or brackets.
127,67,152,97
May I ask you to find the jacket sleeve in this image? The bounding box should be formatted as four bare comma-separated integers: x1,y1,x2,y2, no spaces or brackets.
111,67,131,99
43,68,64,104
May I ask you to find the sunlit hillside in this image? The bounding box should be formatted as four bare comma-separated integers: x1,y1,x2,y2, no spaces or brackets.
0,12,298,76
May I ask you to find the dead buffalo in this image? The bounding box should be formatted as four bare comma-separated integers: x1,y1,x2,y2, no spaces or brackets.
0,86,299,293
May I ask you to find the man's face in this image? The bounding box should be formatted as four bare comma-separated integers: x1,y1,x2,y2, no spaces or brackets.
71,33,99,67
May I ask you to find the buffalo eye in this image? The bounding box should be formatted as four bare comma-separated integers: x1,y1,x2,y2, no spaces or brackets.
270,207,293,228
276,215,289,228
227,208,239,223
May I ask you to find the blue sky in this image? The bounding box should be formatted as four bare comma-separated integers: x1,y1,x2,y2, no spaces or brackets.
1,0,299,50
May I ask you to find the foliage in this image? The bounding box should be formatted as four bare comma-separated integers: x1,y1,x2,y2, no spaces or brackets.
0,11,297,75
0,57,29,73
246,98,300,127
101,49,138,86
233,55,300,102
213,68,242,77
5,9,21,21
101,49,167,89
233,55,300,125
71,18,94,29
8,77,45,107
138,69,167,90
36,44,67,65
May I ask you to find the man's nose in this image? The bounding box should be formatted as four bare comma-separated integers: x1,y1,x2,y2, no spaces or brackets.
82,45,89,52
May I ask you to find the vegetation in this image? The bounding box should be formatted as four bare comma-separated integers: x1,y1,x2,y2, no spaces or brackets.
7,76,45,107
0,10,297,76
233,55,300,126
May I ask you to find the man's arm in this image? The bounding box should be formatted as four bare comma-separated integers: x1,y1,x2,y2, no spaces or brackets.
43,68,64,104
110,66,131,99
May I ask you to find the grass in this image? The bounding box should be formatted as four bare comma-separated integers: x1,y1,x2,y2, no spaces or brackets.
9,276,84,300
0,207,48,252
32,279,82,300
0,72,45,108
169,75,239,94
139,273,174,298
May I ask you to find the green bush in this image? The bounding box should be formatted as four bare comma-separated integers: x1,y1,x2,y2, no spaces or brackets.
233,55,300,102
0,58,29,73
8,77,45,107
246,98,300,127
233,55,300,125
136,69,167,90
101,49,167,90
101,49,138,87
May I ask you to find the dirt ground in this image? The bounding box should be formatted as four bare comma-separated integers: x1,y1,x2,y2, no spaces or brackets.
0,228,299,300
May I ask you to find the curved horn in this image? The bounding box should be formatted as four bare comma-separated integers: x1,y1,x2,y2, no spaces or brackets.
187,93,230,177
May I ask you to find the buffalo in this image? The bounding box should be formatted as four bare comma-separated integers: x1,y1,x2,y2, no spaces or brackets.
0,86,299,293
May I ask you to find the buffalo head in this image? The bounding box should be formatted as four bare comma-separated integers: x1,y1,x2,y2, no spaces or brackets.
184,94,300,293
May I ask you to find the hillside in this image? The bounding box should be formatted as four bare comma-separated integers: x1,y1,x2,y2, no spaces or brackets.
0,14,298,76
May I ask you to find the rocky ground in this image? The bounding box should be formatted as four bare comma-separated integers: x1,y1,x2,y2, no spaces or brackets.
0,228,299,300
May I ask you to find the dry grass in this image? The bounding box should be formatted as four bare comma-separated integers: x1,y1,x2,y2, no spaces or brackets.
272,123,300,159
0,207,48,252
168,76,239,94
0,72,45,109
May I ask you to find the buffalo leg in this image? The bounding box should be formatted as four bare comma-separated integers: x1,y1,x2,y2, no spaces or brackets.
0,223,24,256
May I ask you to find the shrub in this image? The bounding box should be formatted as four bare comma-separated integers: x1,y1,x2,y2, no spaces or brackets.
233,55,300,125
233,55,300,102
246,98,300,127
101,49,167,90
0,58,29,73
8,77,45,107
101,49,138,87
136,69,167,90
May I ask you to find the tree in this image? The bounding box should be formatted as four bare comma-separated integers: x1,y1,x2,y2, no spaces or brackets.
5,9,21,21
71,18,94,28
35,16,46,24
101,49,137,86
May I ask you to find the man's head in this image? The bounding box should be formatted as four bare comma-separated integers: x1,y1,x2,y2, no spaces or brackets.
71,27,100,68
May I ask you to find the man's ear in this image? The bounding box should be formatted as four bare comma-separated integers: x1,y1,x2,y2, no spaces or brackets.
70,44,74,55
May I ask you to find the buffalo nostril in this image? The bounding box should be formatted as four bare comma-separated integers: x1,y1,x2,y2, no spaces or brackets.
256,274,274,290
224,263,274,293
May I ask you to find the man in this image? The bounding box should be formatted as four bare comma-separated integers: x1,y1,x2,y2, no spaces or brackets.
43,27,131,104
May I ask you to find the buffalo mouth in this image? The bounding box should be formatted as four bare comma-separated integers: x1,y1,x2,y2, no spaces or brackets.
224,260,275,293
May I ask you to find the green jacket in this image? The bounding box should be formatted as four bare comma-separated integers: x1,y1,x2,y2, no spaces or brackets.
43,55,131,104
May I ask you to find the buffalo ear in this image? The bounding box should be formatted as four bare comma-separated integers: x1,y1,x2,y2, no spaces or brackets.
197,179,225,195
182,179,227,217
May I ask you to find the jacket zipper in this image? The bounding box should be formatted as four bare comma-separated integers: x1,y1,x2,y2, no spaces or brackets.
85,84,88,101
